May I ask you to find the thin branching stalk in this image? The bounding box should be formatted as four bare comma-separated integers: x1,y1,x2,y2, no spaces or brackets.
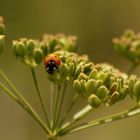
52,85,61,130
62,106,140,135
55,83,67,127
30,67,50,127
0,82,51,135
58,105,93,135
59,93,79,127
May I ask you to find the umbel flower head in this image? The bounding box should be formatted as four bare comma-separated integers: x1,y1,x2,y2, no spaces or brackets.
12,34,77,67
44,50,94,84
74,63,129,108
113,30,140,65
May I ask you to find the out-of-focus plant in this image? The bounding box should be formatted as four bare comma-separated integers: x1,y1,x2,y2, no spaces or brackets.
0,16,140,140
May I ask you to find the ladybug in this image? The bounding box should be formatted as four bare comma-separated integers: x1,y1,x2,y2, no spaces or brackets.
44,54,61,75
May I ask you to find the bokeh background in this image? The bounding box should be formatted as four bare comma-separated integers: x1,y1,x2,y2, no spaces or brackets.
0,0,140,140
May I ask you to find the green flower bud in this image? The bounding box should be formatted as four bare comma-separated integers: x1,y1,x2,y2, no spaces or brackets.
108,91,120,106
96,86,109,100
88,94,101,108
133,81,140,100
33,48,43,65
47,71,59,83
0,35,4,54
49,39,58,52
80,79,87,97
59,63,69,80
86,79,98,94
88,69,98,79
68,63,76,77
16,42,25,58
40,42,48,56
74,65,83,78
97,71,107,82
78,73,88,81
73,80,83,94
120,85,128,100
26,39,36,57
128,75,136,93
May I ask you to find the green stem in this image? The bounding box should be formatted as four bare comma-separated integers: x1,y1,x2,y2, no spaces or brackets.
0,82,51,135
63,106,140,135
52,85,61,130
56,83,67,127
127,64,137,75
30,67,50,127
59,93,79,127
58,105,92,135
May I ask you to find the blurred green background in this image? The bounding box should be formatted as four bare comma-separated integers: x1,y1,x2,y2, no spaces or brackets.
0,0,140,140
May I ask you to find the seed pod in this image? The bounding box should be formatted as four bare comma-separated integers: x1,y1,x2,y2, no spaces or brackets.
16,42,25,58
128,75,136,93
97,71,107,82
59,63,69,80
86,79,98,94
88,94,101,108
33,48,43,65
0,35,4,54
74,65,83,78
73,80,83,94
40,42,48,56
80,79,87,97
96,85,109,100
108,91,120,106
133,81,140,100
78,73,88,81
26,39,36,57
89,69,98,79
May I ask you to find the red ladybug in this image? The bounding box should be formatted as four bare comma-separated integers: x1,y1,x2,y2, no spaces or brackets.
44,54,61,74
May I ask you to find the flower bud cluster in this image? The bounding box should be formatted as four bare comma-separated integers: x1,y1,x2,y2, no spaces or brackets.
12,38,48,67
46,50,94,83
74,63,129,108
0,16,5,55
12,34,77,67
42,34,77,52
113,30,140,65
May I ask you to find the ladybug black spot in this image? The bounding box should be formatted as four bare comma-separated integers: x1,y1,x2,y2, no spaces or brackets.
46,60,58,75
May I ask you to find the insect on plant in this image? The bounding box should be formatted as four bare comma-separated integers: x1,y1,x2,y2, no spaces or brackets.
0,16,140,140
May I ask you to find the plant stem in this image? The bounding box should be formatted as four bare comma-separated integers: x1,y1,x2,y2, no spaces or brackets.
30,67,50,127
64,106,140,135
127,64,137,75
59,93,79,127
52,85,61,130
0,82,51,135
58,105,92,135
56,83,67,127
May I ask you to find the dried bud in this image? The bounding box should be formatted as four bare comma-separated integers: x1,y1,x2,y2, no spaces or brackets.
88,94,101,108
108,91,120,106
